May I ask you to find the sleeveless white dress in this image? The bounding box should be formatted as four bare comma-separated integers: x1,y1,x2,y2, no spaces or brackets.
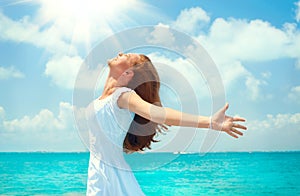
85,87,145,196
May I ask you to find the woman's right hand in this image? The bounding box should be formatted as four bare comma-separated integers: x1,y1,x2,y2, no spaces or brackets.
211,103,247,138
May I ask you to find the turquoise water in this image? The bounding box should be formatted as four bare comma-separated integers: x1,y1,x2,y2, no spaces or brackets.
1,152,300,195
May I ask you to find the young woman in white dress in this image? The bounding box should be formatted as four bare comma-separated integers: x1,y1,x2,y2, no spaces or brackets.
86,53,247,195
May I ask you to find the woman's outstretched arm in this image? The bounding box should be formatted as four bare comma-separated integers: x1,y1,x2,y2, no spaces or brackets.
118,91,247,138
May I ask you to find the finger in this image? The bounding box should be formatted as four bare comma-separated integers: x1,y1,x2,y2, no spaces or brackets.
226,131,238,138
231,128,243,136
222,103,229,112
233,123,247,130
161,124,168,129
233,117,246,122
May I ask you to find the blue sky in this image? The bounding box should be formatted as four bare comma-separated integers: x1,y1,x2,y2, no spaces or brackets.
0,0,300,152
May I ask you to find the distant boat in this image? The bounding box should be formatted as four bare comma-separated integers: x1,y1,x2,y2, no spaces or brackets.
173,151,191,154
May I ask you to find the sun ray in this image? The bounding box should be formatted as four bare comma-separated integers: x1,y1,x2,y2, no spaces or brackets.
2,0,167,55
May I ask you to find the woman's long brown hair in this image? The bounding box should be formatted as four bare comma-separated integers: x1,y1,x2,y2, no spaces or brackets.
123,54,167,153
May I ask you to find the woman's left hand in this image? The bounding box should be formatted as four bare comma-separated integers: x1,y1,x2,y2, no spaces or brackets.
211,103,247,138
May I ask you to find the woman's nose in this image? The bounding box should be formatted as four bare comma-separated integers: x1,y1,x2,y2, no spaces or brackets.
118,52,123,56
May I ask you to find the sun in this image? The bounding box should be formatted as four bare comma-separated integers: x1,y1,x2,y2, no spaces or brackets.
29,0,140,48
36,0,138,22
3,0,156,50
50,0,138,48
4,0,138,22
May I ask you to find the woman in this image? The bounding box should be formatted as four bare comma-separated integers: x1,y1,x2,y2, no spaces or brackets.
86,53,247,195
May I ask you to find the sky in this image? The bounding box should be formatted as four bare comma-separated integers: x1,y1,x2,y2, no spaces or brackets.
0,0,300,152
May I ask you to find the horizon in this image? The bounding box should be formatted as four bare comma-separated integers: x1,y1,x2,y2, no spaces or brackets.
1,150,300,153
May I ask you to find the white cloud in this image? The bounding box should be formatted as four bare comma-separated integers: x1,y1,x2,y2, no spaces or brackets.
3,102,72,132
45,55,83,89
148,52,210,98
193,17,300,101
296,1,300,22
0,102,85,152
195,19,300,103
245,76,264,100
0,106,5,119
0,11,76,55
288,85,300,104
198,18,298,63
249,113,300,130
149,22,269,102
155,5,300,105
173,7,210,34
0,66,24,79
261,71,272,79
147,23,176,47
148,7,300,102
218,60,248,88
210,112,300,152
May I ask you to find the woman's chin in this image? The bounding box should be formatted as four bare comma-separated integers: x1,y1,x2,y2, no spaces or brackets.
108,58,118,66
107,59,113,66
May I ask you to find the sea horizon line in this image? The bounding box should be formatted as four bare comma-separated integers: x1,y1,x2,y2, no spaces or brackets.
1,150,300,154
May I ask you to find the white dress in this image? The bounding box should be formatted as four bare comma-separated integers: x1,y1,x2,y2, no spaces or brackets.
85,87,145,196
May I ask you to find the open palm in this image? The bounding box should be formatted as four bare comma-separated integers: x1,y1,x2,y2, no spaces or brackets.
211,103,247,138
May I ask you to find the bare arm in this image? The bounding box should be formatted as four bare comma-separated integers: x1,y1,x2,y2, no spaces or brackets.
118,91,247,138
118,91,210,128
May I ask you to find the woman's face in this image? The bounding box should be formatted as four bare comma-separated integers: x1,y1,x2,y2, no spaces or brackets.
108,53,140,70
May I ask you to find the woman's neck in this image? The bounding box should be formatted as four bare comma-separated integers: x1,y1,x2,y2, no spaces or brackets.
100,71,120,99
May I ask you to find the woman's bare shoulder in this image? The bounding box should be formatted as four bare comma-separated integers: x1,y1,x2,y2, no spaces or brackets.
117,90,138,109
117,90,149,111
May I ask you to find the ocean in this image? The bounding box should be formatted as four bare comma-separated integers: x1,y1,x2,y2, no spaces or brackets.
0,152,300,195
